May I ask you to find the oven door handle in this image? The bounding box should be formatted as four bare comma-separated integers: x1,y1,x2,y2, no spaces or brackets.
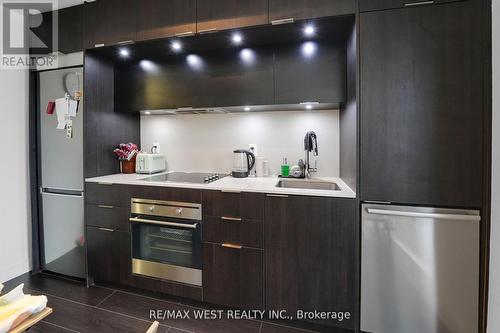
129,217,199,229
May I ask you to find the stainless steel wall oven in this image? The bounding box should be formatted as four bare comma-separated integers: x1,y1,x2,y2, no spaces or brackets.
130,198,202,286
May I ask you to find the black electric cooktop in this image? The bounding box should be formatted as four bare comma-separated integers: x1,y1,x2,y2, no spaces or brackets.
141,172,228,184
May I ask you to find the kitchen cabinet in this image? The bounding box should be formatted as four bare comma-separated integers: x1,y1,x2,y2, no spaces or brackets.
360,0,483,207
86,204,129,232
58,5,83,53
265,195,356,328
196,0,268,33
202,190,264,220
114,59,196,112
359,0,463,12
203,243,264,309
269,0,355,22
83,0,136,49
274,41,346,104
86,226,131,285
137,0,196,41
192,47,275,108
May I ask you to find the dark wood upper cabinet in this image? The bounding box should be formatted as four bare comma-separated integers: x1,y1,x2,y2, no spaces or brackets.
83,0,136,49
360,1,483,207
269,0,355,22
192,47,275,108
137,0,196,41
265,195,356,328
196,0,268,32
58,5,83,53
359,0,463,12
115,59,195,112
274,41,346,104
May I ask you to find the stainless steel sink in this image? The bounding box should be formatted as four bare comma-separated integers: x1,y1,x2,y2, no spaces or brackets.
275,179,341,191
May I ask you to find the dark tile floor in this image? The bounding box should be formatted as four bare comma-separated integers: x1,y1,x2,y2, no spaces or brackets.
3,273,322,333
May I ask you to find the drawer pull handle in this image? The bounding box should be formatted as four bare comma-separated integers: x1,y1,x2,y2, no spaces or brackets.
271,18,294,25
221,216,242,222
98,205,114,209
117,40,134,45
97,182,113,185
221,243,242,250
98,228,114,232
198,28,218,34
94,43,105,48
266,194,289,198
175,31,195,37
404,1,434,6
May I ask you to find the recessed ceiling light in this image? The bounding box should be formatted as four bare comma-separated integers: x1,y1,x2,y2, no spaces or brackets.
304,24,316,37
171,41,182,51
301,41,317,57
119,48,129,57
144,111,151,115
232,33,243,45
305,104,313,110
244,106,251,111
139,60,156,71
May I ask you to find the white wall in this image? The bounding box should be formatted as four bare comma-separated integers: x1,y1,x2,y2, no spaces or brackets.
488,1,500,332
0,68,31,283
141,110,340,177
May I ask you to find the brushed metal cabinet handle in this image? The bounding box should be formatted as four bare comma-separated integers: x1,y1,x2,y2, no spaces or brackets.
175,31,195,37
97,205,114,209
98,227,115,232
404,1,434,7
117,40,134,45
94,43,105,48
266,194,289,198
221,243,242,249
97,182,113,185
198,28,218,34
271,18,294,25
221,216,242,222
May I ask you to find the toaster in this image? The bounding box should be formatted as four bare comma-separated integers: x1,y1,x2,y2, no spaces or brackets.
135,153,166,174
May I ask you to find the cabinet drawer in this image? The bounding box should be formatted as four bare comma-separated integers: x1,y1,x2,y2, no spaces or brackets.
203,243,263,309
203,216,263,248
85,182,120,206
86,204,129,232
202,191,264,220
360,0,462,12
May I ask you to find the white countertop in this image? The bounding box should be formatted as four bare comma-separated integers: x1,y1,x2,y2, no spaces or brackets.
85,172,356,198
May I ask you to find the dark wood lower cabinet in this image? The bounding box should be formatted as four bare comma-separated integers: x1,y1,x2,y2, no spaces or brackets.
265,195,356,329
86,226,131,286
203,243,263,309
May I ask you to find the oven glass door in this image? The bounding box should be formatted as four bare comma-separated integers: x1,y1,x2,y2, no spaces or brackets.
132,219,202,270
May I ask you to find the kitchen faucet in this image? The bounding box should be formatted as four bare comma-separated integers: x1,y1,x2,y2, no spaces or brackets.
304,131,318,178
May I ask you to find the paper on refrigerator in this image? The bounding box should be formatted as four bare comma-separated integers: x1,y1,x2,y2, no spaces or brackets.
55,98,68,129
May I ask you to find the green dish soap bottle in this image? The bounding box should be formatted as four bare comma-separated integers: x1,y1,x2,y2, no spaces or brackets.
281,157,290,177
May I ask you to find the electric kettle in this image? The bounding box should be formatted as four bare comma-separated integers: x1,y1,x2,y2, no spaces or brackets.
232,149,256,178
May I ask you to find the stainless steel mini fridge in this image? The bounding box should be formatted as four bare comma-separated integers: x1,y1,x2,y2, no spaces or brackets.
361,203,480,333
39,67,85,278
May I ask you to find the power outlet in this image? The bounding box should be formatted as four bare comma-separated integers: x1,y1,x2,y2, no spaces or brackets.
248,144,258,156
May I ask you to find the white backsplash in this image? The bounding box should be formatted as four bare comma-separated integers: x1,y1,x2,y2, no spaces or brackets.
140,110,340,177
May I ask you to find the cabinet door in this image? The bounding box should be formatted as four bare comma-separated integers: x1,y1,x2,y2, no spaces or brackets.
269,0,355,22
83,0,136,49
359,0,462,12
196,0,268,32
274,41,346,104
360,1,483,207
114,59,195,112
192,47,275,108
58,5,83,54
137,0,196,41
203,243,263,309
265,195,356,329
86,227,131,285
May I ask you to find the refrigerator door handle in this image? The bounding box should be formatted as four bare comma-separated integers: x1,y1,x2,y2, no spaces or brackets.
365,208,481,221
41,187,84,197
